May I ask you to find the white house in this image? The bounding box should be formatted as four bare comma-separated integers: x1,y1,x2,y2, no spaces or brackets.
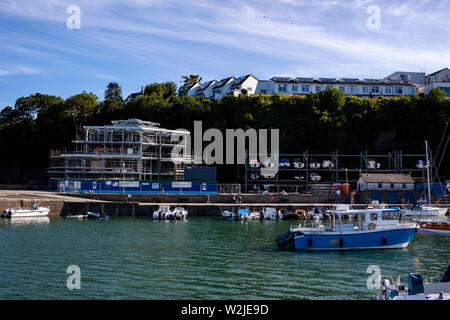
211,77,236,99
418,68,450,97
193,80,217,99
229,74,259,96
177,72,418,100
357,173,415,192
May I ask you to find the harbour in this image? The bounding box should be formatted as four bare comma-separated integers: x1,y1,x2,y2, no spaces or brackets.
0,214,449,300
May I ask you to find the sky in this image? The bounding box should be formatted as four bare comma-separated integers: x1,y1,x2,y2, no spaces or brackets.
0,0,449,108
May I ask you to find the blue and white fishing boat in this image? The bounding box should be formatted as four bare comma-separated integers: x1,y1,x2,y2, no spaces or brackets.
237,208,251,220
87,211,110,220
275,205,418,251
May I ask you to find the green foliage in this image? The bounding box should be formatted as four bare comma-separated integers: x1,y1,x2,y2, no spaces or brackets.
104,82,123,103
144,82,177,99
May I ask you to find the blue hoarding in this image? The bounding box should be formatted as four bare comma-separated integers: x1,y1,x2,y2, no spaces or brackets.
57,179,217,194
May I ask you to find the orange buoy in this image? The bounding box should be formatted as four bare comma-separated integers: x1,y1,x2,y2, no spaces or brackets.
414,257,419,263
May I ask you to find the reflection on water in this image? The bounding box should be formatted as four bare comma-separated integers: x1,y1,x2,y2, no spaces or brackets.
0,216,448,300
2,217,50,225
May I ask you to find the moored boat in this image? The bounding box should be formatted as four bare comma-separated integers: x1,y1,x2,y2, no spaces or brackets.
221,210,235,220
237,208,251,220
1,203,50,218
153,205,171,220
377,263,450,300
276,205,418,251
87,211,110,220
417,220,450,235
402,204,447,218
263,207,278,220
172,207,188,220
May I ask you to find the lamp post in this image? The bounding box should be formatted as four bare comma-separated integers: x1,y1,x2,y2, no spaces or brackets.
122,162,126,194
345,168,348,184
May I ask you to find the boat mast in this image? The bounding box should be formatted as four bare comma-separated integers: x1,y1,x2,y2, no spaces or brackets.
425,140,432,204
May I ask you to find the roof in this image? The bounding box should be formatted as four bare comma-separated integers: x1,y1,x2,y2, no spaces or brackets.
230,74,257,88
212,77,235,89
359,173,414,183
426,67,450,78
195,80,216,92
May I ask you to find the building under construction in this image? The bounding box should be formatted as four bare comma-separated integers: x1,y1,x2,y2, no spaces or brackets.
49,119,216,194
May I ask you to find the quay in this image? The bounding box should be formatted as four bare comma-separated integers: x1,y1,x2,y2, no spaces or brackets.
0,190,449,218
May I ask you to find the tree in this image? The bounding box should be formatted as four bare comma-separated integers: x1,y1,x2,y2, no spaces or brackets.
144,82,177,99
104,82,123,103
181,75,202,88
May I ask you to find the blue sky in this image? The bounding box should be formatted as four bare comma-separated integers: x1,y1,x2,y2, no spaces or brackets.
0,0,449,108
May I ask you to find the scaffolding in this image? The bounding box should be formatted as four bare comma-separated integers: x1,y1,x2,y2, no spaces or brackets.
49,119,196,181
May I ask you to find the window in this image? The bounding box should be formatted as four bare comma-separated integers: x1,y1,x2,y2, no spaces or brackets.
408,87,415,95
260,89,267,94
395,87,403,94
339,86,345,92
214,89,221,94
370,213,378,221
382,212,399,220
390,183,394,189
385,87,392,94
278,84,287,92
378,183,382,189
292,85,298,92
371,86,380,94
402,183,406,189
301,84,310,93
347,86,357,94
362,86,369,94
315,86,322,92
247,87,252,92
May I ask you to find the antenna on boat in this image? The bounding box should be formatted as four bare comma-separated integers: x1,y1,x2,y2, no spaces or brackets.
425,140,432,204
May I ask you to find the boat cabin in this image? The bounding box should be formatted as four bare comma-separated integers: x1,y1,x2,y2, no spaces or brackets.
328,205,401,232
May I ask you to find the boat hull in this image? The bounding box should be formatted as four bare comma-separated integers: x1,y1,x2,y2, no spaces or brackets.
3,208,50,218
293,227,418,251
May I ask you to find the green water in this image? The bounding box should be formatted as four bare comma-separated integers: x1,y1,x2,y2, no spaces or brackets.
0,216,448,300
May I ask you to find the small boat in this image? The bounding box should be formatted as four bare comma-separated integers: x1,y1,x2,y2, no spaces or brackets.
250,207,263,220
366,159,380,169
402,204,448,218
249,159,260,168
295,209,309,219
172,207,188,220
309,173,321,182
293,175,305,180
377,263,450,300
1,203,50,218
221,210,235,220
293,159,304,168
237,208,251,220
309,160,321,169
416,160,425,169
276,205,418,251
322,160,334,169
278,208,296,220
263,160,274,168
417,220,450,235
87,211,109,220
261,173,275,180
153,205,170,220
250,173,260,180
263,207,278,220
280,158,290,167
